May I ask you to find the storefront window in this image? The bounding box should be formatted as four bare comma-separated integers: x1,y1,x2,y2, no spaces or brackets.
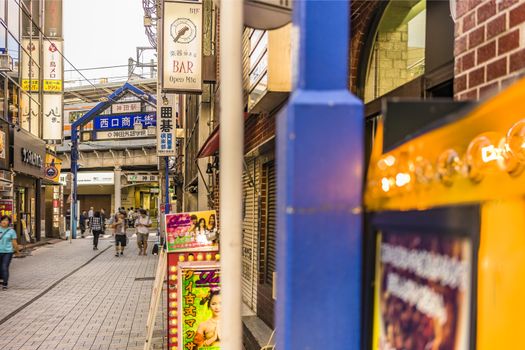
8,80,19,124
364,0,426,103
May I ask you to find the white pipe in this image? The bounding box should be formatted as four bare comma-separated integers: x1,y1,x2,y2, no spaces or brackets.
219,1,243,350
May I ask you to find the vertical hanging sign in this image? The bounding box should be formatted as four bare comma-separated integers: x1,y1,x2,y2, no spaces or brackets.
157,105,177,156
43,94,63,141
43,40,63,92
21,39,40,92
162,0,203,93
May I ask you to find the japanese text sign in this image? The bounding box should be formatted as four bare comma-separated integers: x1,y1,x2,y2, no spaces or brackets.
43,94,63,141
157,106,176,156
43,40,63,92
93,112,156,131
162,0,203,92
166,210,218,253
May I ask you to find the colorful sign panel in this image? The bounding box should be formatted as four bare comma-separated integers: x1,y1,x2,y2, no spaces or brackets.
21,39,40,91
43,94,63,141
166,210,218,253
157,104,177,156
20,93,39,136
0,199,13,218
43,40,63,92
93,112,156,131
162,0,203,92
373,232,472,350
178,262,221,350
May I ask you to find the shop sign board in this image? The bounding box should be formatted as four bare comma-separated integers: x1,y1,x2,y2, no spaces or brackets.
157,106,176,156
13,129,46,178
162,0,203,93
43,40,63,92
177,262,221,350
45,153,62,183
21,39,40,91
111,102,141,114
95,128,155,140
43,94,63,141
0,199,13,219
76,172,114,185
373,231,472,350
93,112,156,131
20,93,40,136
126,174,159,182
165,210,218,253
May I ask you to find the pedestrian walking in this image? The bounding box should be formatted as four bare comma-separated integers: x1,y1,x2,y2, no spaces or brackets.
91,211,103,250
0,215,19,290
100,208,106,234
135,209,152,256
79,211,88,238
112,212,127,257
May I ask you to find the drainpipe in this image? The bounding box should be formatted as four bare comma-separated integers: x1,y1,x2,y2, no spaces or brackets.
219,1,243,349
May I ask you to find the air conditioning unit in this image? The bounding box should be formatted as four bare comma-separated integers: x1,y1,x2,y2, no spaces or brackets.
0,53,13,72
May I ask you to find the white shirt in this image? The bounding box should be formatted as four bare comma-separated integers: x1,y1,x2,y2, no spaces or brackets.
135,216,151,234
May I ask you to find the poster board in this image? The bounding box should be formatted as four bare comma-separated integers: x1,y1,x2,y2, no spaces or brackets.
178,262,221,350
144,248,167,350
165,210,218,253
368,206,479,350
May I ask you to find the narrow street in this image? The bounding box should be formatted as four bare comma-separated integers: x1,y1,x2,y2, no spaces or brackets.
0,235,166,350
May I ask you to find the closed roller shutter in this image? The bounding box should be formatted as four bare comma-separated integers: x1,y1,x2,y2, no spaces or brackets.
242,158,259,311
266,161,276,284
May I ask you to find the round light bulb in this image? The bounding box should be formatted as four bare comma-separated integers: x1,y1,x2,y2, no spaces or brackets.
466,133,504,182
170,266,177,272
170,275,177,281
188,254,195,261
498,137,523,175
170,292,177,299
206,253,212,261
215,254,220,261
171,337,177,343
179,255,185,262
414,156,434,184
197,254,204,261
436,149,462,186
169,310,177,317
507,119,525,162
170,328,177,335
170,301,177,308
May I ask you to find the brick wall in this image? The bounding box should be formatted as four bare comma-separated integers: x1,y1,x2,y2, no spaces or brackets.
455,0,525,100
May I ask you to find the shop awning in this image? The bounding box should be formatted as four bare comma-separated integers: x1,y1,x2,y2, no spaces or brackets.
197,112,250,158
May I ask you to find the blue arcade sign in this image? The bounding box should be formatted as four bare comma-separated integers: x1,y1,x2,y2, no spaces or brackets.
93,112,156,131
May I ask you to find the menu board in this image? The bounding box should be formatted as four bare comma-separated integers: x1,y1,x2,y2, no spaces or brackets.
373,231,472,350
165,210,218,253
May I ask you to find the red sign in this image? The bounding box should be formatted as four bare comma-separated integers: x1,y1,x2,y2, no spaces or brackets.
0,199,13,217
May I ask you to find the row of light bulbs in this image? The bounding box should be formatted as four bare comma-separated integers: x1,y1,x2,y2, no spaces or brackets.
373,119,525,193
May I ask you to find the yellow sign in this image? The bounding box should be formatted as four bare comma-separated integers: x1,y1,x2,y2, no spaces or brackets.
45,153,62,183
21,80,40,92
43,80,62,92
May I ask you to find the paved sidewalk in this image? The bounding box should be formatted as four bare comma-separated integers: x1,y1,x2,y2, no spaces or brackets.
0,235,167,350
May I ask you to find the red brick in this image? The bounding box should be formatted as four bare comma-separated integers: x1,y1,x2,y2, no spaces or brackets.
460,89,478,101
469,27,485,49
498,29,520,54
487,14,507,39
479,81,500,98
461,51,476,70
510,48,525,72
499,0,519,11
510,2,525,27
469,66,485,88
454,74,467,93
477,41,496,64
455,35,468,55
487,57,508,81
468,0,481,11
463,12,477,32
456,0,470,18
477,0,496,24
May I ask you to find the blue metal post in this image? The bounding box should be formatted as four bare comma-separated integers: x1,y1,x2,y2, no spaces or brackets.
165,157,170,214
276,1,364,349
71,127,78,240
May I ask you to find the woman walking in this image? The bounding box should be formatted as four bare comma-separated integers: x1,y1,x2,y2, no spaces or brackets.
112,212,127,257
0,216,19,290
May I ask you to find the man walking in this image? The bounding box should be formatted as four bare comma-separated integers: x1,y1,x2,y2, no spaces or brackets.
112,212,127,257
91,211,103,250
135,209,152,256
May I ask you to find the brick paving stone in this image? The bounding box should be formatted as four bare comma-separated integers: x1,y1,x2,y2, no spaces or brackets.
0,234,167,350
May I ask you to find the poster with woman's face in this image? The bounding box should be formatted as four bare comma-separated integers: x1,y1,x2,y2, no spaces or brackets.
166,210,218,253
373,232,472,350
178,262,221,350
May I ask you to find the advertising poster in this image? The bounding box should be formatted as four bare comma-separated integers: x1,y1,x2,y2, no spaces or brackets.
0,199,13,217
166,210,218,253
373,232,472,350
178,262,221,350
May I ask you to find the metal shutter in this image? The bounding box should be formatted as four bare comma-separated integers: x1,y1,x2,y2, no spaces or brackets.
242,158,259,311
266,161,277,284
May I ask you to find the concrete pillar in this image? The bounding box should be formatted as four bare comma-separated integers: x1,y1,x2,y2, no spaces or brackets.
114,166,121,213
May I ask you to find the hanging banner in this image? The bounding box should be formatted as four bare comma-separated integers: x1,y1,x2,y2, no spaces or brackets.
162,0,203,93
22,0,40,37
44,153,62,183
44,0,63,38
43,94,63,141
20,93,40,136
373,231,472,350
43,40,63,92
178,262,221,350
21,39,40,92
157,105,177,156
165,210,218,253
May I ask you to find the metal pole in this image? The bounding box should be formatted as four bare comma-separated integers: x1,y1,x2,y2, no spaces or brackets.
219,0,243,349
276,1,364,349
71,127,78,242
164,157,170,214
